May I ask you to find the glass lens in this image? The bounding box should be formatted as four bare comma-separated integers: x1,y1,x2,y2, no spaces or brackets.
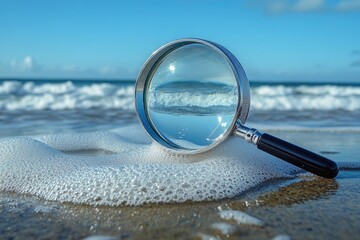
145,44,239,150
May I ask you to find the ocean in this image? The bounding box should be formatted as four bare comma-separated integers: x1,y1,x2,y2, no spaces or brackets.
0,79,359,137
0,79,360,239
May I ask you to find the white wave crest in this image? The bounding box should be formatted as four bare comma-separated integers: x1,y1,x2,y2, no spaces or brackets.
251,85,360,111
149,91,237,108
1,81,360,112
0,81,134,111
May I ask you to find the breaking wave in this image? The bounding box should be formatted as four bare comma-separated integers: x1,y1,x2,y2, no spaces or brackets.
1,80,360,112
251,84,360,111
0,81,134,111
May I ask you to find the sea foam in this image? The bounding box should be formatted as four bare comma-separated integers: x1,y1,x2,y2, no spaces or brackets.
0,124,300,206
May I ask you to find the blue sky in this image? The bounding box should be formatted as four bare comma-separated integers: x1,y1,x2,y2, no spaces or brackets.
0,0,359,82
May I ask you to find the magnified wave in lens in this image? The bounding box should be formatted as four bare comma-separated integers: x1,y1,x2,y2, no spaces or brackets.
148,81,238,115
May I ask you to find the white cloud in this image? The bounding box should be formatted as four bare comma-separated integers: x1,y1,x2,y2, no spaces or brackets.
251,0,360,14
99,66,112,74
336,0,360,11
10,60,17,68
1,57,136,79
294,0,325,12
63,65,76,72
266,0,289,13
258,0,325,14
23,56,34,70
62,65,124,75
9,56,36,71
99,66,117,74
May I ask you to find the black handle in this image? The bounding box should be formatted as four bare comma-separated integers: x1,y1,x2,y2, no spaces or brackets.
257,133,339,178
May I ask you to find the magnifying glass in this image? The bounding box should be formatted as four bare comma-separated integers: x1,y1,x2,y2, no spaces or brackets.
135,38,339,179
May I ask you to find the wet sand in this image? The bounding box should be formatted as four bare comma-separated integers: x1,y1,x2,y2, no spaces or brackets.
0,131,359,240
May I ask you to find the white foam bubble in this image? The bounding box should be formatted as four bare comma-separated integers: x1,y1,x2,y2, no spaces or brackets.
272,234,292,240
211,222,237,235
33,205,57,214
0,123,300,206
197,233,219,240
83,236,117,240
219,210,265,226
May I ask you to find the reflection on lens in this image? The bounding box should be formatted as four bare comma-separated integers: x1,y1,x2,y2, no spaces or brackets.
145,44,239,150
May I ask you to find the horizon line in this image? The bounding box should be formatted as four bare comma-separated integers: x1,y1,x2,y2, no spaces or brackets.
0,77,359,85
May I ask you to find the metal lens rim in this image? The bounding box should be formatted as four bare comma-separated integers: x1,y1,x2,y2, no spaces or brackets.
135,38,250,154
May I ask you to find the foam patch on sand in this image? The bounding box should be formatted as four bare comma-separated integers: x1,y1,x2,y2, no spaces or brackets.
0,124,300,206
219,210,265,226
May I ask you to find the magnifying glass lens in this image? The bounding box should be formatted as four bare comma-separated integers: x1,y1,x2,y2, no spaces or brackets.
145,44,239,150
